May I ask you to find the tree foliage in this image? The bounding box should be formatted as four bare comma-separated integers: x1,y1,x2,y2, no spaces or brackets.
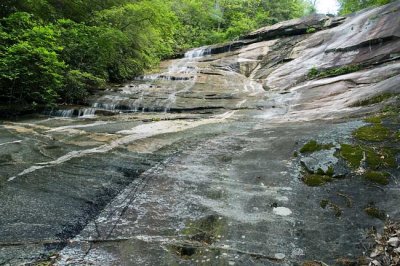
338,0,394,15
0,0,315,112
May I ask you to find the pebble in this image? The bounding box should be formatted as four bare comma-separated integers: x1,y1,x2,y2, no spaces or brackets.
388,237,399,247
274,253,286,260
273,207,292,216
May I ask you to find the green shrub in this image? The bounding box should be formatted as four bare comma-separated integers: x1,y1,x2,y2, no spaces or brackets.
61,70,105,104
0,13,65,108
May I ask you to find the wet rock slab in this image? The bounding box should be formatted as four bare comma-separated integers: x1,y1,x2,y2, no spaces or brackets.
53,119,400,265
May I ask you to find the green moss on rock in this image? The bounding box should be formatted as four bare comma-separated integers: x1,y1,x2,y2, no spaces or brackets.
338,144,363,168
363,171,390,185
353,124,391,142
182,215,225,245
300,140,334,153
364,116,382,124
364,206,386,220
338,144,397,170
307,65,361,80
320,199,329,209
352,93,398,107
302,174,332,186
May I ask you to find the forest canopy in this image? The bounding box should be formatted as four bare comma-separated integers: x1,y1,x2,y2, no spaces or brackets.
338,0,394,15
0,0,394,112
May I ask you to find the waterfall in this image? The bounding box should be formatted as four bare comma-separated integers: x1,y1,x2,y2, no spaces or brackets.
49,109,74,118
184,47,211,59
90,47,211,113
79,108,96,118
48,108,97,118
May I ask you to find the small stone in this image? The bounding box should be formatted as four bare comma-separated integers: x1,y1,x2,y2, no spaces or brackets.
370,248,382,258
241,235,245,239
222,253,228,256
388,237,399,247
228,262,235,266
274,253,285,260
371,260,381,266
273,207,292,216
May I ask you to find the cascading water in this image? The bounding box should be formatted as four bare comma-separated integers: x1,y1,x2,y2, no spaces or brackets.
90,47,211,113
48,107,97,118
50,109,74,118
184,47,211,59
47,47,211,117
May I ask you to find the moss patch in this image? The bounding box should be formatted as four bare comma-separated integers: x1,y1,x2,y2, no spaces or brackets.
338,144,396,170
353,124,391,142
319,199,342,217
363,171,390,185
320,199,329,208
307,65,361,80
300,140,334,153
364,206,386,220
364,116,382,124
169,245,197,259
182,214,225,245
302,174,332,187
306,27,316,33
351,93,398,107
338,144,363,168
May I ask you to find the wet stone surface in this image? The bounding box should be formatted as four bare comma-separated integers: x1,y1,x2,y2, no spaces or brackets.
1,2,400,265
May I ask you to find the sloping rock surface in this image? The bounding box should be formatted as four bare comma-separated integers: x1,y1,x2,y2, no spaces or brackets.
0,2,399,266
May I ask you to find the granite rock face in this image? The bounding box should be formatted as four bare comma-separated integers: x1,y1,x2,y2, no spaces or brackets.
79,1,400,121
1,2,399,266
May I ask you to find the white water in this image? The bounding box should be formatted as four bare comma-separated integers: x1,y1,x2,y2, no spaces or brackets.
79,108,96,118
184,47,211,58
51,109,74,118
49,108,97,118
0,140,23,147
91,47,211,113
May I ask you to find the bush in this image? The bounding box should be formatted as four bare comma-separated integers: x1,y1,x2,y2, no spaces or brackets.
0,13,65,108
61,70,105,104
